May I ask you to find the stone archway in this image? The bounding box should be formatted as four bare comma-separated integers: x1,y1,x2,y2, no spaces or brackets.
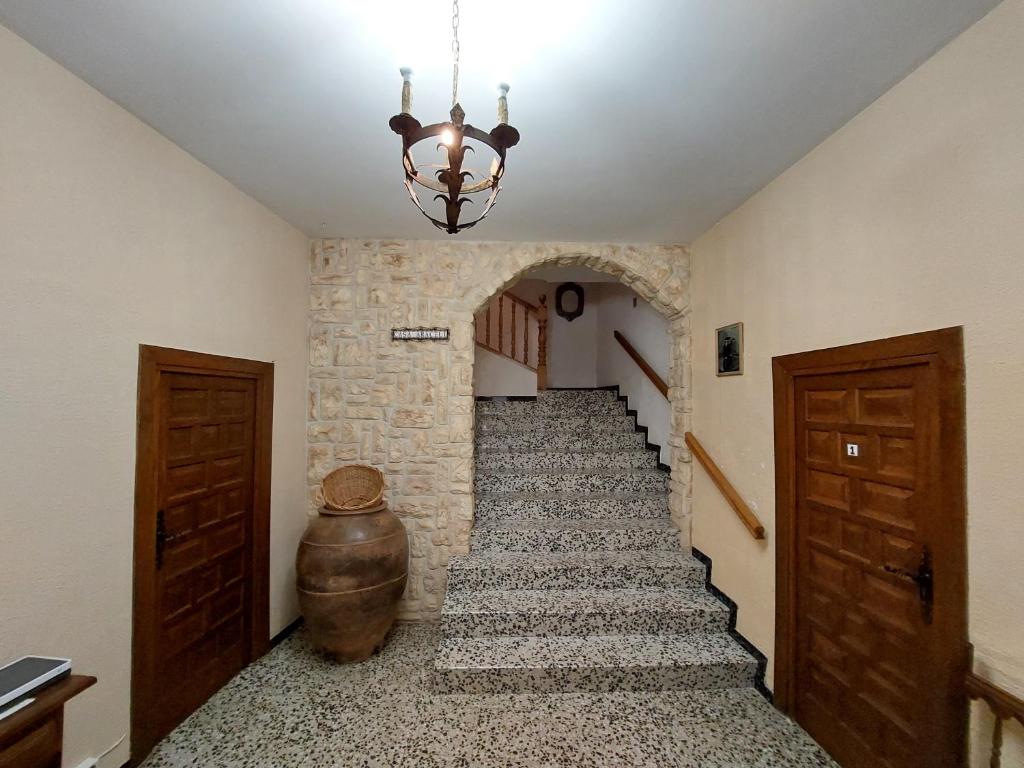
307,239,691,620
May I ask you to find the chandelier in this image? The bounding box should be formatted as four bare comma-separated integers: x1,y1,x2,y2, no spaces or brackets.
388,0,520,234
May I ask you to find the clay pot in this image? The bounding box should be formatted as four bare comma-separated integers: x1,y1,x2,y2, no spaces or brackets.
296,501,408,662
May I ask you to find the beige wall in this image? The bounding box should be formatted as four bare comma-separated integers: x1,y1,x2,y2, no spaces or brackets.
0,26,309,767
473,345,539,398
509,279,600,389
307,240,693,619
595,283,673,465
690,0,1024,763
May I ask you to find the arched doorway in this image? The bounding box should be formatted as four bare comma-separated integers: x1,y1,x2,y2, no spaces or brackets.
461,246,692,551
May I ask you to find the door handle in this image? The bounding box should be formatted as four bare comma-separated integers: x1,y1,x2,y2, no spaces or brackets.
883,546,933,625
155,509,183,569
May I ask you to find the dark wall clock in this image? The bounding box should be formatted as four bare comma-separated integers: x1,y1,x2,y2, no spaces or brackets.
555,282,584,322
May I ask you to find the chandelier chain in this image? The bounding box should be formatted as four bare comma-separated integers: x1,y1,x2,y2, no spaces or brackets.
451,0,460,107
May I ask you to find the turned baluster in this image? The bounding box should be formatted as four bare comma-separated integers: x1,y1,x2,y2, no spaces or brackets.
536,294,548,390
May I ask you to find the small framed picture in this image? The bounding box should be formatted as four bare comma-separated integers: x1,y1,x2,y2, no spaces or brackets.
716,322,744,376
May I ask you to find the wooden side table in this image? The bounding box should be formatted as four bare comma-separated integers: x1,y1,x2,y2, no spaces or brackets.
0,675,96,768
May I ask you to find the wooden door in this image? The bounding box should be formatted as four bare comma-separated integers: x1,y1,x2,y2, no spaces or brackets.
132,347,273,763
773,329,967,768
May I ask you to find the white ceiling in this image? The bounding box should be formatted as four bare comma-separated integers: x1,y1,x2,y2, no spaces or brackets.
0,0,1001,242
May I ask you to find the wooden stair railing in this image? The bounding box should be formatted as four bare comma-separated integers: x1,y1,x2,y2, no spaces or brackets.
966,648,1024,768
475,291,548,389
613,330,668,398
685,433,766,540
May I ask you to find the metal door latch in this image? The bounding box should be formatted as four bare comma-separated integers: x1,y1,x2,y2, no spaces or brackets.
884,546,934,625
155,509,183,569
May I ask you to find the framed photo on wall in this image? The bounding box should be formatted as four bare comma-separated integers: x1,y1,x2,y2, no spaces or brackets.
716,322,743,376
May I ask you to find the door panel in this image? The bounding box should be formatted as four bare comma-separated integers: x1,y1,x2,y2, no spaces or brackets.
792,359,962,767
155,373,256,737
774,330,966,768
132,346,273,764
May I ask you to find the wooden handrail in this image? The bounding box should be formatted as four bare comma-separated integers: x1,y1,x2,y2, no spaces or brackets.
614,330,668,398
502,290,539,312
966,658,1024,768
685,432,766,540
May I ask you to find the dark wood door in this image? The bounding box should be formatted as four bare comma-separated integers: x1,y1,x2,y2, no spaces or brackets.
133,347,273,763
775,329,966,768
156,372,255,728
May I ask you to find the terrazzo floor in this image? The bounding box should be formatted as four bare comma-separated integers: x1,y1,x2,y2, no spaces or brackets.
142,623,837,768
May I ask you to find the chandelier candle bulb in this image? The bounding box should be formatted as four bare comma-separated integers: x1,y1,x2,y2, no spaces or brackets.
400,67,413,114
497,83,509,124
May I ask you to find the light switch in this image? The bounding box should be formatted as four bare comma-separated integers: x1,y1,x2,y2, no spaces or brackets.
846,443,860,457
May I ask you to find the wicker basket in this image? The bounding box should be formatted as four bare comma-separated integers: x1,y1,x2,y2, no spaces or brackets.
322,465,385,512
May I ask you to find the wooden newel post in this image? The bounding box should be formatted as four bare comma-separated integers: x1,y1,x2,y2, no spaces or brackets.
536,294,548,390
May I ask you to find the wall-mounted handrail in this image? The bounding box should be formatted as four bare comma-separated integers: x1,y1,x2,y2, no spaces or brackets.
613,330,668,398
966,653,1024,768
685,432,766,540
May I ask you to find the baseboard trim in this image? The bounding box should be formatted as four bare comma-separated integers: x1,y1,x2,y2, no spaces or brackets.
606,385,671,475
690,546,772,701
270,616,304,648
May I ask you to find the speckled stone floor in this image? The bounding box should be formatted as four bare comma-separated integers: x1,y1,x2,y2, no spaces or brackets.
142,623,837,768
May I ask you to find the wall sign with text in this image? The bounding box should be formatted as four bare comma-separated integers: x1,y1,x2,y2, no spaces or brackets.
391,327,450,341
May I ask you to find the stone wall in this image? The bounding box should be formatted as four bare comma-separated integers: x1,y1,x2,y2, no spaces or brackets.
307,239,692,620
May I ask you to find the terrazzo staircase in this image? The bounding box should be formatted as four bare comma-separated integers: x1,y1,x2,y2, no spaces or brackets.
434,388,760,694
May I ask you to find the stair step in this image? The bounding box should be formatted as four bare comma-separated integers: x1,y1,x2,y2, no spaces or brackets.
446,551,705,591
476,414,635,435
476,399,625,417
474,494,669,521
441,588,730,638
470,518,681,552
476,431,647,453
435,388,762,700
433,633,756,693
475,469,669,496
536,389,618,404
475,449,656,472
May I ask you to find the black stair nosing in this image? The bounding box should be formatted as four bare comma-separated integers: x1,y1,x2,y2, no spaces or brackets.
690,545,772,702
608,384,671,475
